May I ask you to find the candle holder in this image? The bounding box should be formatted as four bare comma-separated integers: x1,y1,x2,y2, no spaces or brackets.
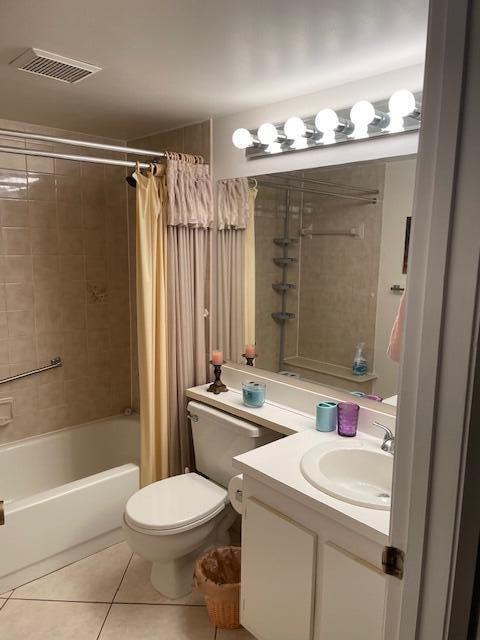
207,361,228,394
242,353,256,366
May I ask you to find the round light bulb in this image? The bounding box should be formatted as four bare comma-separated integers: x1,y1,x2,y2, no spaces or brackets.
284,116,306,140
315,109,339,133
350,100,376,126
232,128,253,149
257,123,279,145
388,90,416,118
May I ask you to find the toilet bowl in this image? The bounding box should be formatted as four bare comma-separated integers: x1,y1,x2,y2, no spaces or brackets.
123,401,281,598
123,472,237,598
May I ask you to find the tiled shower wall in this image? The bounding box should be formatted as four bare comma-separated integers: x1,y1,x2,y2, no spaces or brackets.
127,121,211,410
254,162,384,374
0,119,131,444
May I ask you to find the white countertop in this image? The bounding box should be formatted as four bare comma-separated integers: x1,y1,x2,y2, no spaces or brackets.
233,429,390,544
187,381,392,544
186,385,316,436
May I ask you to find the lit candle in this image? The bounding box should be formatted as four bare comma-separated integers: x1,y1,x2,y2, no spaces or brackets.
211,350,224,365
245,344,256,358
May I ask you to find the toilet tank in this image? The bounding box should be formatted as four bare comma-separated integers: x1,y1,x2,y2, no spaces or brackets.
187,401,281,488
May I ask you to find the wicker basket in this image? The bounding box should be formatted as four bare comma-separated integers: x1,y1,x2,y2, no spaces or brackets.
194,546,241,629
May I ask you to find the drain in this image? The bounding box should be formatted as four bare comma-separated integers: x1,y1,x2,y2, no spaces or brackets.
377,492,390,499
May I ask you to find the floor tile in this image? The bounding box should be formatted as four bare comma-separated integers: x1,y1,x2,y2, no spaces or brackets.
13,542,132,603
0,600,5,611
0,599,108,640
0,590,12,598
115,554,205,605
99,603,215,640
216,628,257,639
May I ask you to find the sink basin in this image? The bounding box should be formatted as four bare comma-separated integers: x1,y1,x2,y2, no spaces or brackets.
300,442,393,510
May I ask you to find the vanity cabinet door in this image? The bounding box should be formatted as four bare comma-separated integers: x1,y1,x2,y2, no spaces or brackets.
316,542,386,640
241,497,317,640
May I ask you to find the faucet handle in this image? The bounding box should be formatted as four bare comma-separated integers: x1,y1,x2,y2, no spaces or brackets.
372,421,394,439
372,421,395,454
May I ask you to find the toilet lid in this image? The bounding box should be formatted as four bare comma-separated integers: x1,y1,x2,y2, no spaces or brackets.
125,473,227,533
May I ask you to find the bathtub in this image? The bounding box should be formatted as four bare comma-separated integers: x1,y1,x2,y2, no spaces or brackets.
0,414,139,593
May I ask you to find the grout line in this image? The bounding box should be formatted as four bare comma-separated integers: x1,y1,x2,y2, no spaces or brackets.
96,552,133,640
113,601,206,607
8,597,112,604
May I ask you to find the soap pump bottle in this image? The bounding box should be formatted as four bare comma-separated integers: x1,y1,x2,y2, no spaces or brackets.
352,342,368,376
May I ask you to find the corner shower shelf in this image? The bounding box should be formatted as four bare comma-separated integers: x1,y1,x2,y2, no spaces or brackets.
273,257,298,266
272,312,296,321
272,283,297,292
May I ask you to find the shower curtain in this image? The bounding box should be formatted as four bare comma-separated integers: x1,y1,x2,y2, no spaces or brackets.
134,168,169,486
216,178,257,362
166,160,213,475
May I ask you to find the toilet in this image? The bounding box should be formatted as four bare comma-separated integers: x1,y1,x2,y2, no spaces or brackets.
123,400,279,599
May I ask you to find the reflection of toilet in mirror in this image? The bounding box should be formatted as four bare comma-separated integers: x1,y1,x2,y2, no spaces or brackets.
123,401,279,598
252,157,416,401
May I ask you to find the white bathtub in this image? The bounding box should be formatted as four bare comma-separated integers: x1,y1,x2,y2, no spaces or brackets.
0,414,139,593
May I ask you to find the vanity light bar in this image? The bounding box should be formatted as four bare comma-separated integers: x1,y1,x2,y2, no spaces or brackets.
232,90,422,160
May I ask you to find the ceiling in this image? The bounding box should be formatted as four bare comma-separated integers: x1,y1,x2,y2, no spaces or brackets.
0,0,428,140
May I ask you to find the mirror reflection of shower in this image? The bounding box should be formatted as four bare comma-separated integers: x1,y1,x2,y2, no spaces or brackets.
252,158,416,399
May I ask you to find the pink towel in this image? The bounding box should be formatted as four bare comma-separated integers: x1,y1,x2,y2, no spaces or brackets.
388,292,406,362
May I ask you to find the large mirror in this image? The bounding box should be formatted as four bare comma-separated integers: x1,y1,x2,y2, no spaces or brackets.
251,156,416,401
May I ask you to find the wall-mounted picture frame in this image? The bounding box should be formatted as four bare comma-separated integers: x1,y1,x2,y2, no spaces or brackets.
402,216,412,274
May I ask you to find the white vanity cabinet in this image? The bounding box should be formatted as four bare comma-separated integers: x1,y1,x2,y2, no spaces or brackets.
240,481,386,640
241,497,317,640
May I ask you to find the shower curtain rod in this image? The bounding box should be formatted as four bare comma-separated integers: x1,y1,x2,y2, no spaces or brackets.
0,128,166,158
0,144,154,170
256,179,377,204
278,172,379,196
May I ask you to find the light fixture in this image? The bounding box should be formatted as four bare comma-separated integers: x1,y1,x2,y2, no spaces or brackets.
315,108,339,133
283,116,313,149
388,90,420,119
257,122,283,145
232,128,254,149
315,108,353,144
230,93,422,156
349,100,387,139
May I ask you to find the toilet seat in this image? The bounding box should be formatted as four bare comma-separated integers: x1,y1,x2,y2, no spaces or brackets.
125,472,228,536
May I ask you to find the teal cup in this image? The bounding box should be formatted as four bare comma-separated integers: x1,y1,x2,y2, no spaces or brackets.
316,401,338,432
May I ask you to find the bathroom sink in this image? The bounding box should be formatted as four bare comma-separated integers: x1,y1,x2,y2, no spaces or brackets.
300,442,393,510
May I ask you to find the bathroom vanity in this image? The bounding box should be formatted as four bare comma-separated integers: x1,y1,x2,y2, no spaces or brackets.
187,364,394,640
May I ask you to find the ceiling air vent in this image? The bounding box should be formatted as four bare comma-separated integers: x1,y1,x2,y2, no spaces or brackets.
10,48,101,84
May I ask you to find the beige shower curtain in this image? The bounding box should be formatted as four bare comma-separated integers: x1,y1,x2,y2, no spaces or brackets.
134,168,169,486
166,159,213,475
244,186,257,345
216,178,257,361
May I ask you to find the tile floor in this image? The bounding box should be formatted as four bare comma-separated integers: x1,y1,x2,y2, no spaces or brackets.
0,542,255,640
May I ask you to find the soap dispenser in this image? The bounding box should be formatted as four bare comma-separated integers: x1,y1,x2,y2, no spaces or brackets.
352,342,368,376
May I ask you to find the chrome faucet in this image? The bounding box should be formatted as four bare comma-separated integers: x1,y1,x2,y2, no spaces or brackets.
372,421,395,455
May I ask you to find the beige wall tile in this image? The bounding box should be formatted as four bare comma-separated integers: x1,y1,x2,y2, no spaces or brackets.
31,225,58,254
3,227,31,254
26,155,55,174
33,254,59,281
28,201,57,228
27,173,55,201
0,169,27,199
7,309,34,337
4,255,32,282
0,200,28,226
5,283,34,310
